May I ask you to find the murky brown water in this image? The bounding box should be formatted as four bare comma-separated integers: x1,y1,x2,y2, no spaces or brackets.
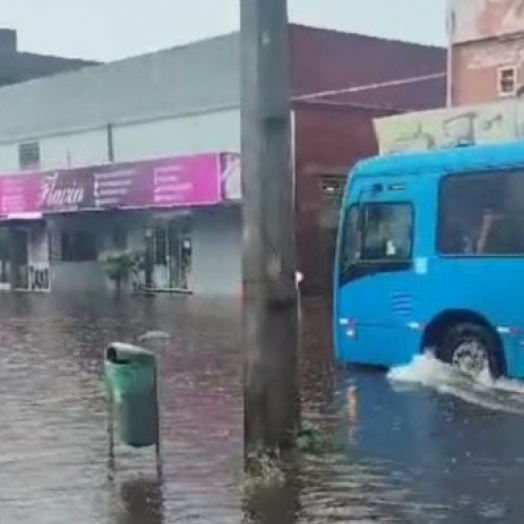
1,293,524,523
0,294,242,524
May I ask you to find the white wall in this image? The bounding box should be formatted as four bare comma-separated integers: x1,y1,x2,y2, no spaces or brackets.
0,33,239,142
0,128,110,172
41,128,111,170
0,143,18,172
0,108,240,172
189,206,242,295
113,108,240,161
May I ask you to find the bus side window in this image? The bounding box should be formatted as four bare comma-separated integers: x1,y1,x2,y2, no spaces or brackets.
439,171,524,256
479,213,524,254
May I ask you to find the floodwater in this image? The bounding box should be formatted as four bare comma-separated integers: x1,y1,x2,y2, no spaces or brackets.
2,294,524,522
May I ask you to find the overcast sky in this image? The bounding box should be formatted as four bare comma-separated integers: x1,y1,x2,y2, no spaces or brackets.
0,0,447,62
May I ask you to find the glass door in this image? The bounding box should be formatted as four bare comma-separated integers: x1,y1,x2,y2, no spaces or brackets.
152,224,168,289
167,219,191,290
151,218,191,290
11,229,30,291
28,226,50,292
0,228,10,289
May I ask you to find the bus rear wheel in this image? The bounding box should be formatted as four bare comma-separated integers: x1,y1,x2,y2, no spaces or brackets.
440,322,503,379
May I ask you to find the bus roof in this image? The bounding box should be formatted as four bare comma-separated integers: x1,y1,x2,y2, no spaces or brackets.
352,140,524,178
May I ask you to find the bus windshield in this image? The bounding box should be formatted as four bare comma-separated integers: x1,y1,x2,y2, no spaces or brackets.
339,202,413,278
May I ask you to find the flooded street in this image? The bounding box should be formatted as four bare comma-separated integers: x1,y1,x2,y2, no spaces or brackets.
1,295,524,522
0,293,242,524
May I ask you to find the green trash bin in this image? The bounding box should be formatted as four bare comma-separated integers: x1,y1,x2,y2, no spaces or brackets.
104,342,159,448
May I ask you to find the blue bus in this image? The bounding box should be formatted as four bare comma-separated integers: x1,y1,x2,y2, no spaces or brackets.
334,141,524,380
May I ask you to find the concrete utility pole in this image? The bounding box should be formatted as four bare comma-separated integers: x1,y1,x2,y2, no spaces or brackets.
240,0,300,453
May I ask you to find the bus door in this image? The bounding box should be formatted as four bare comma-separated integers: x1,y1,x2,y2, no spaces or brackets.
338,185,417,366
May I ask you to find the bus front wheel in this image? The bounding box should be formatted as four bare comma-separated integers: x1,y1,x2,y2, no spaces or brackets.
440,322,503,379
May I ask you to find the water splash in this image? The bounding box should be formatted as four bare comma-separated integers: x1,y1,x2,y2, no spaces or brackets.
387,353,524,414
387,353,450,386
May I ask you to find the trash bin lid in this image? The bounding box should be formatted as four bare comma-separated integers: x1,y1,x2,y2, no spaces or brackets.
106,342,155,365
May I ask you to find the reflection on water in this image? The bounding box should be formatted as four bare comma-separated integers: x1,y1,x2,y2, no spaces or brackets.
0,293,524,522
243,472,299,524
112,478,164,524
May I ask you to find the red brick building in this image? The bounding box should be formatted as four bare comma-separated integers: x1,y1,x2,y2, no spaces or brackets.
289,26,447,295
449,0,524,106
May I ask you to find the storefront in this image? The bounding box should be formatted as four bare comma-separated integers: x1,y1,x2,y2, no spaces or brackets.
0,220,50,292
0,151,242,294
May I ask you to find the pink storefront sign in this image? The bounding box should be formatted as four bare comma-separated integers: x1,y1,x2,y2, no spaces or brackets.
0,153,223,217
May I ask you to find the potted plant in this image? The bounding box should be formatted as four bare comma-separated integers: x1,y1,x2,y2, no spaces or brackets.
101,249,144,292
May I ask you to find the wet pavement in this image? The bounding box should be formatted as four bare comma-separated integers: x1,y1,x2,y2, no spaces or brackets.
1,293,524,522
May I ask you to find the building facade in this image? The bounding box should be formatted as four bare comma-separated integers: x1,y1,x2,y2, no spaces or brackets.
374,97,524,156
373,2,524,178
0,153,241,294
0,25,445,295
0,28,96,88
449,0,524,106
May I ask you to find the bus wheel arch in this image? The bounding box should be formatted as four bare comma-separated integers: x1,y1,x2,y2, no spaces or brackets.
422,309,505,378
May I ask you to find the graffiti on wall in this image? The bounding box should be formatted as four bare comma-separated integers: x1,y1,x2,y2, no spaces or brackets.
450,0,524,43
373,99,524,154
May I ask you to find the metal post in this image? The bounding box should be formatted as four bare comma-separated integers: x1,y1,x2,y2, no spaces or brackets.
107,386,115,479
107,123,115,162
154,360,163,480
241,0,300,454
144,228,154,290
446,4,453,107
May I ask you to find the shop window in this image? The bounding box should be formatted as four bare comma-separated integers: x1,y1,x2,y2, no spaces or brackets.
48,229,62,262
18,141,40,170
112,225,127,251
60,230,98,261
438,171,524,256
0,228,8,283
151,226,166,265
498,66,517,97
319,175,346,209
